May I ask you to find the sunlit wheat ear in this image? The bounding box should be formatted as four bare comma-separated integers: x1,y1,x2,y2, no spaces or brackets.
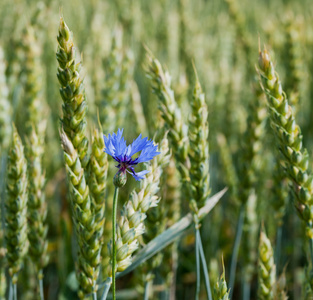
137,134,172,288
216,133,239,204
59,129,99,298
88,127,108,274
89,127,108,224
57,18,101,298
271,162,288,227
146,52,189,177
100,30,133,133
213,260,230,300
188,72,210,211
25,127,48,276
21,25,46,137
56,17,89,168
241,191,258,284
258,48,313,237
5,126,28,284
283,13,303,114
21,24,49,278
0,46,12,152
238,81,267,205
99,29,123,132
258,229,276,300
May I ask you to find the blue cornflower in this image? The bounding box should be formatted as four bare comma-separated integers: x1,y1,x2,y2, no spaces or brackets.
103,129,160,183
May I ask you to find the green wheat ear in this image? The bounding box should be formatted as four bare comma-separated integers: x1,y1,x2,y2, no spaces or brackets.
258,229,276,300
213,260,230,300
5,125,28,284
21,24,49,276
0,46,12,153
258,47,313,237
56,17,89,168
188,71,210,210
57,18,102,298
146,52,189,175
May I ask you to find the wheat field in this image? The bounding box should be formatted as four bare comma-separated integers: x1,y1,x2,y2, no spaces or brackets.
0,0,313,299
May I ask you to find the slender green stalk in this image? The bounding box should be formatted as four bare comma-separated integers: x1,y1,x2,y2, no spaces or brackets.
92,291,97,300
39,277,44,300
275,226,283,275
195,228,201,300
100,278,112,300
243,281,250,300
144,281,151,300
112,186,119,300
229,204,245,300
310,237,313,268
197,229,213,300
13,283,17,300
9,281,13,300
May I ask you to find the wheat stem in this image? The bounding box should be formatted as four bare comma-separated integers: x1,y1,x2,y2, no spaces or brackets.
13,283,17,300
195,228,201,300
144,280,151,300
39,277,44,300
229,204,245,300
275,225,283,275
112,186,119,300
197,229,212,300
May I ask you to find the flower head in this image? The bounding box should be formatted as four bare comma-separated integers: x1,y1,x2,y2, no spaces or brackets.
103,129,160,183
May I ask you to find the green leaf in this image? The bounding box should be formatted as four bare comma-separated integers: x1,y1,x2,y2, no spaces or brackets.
98,188,227,299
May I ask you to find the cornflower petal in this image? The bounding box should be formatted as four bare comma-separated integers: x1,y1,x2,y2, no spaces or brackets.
103,129,160,182
136,143,160,163
129,134,149,156
130,170,150,181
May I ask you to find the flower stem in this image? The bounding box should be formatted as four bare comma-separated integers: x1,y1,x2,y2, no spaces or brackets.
112,186,119,300
229,204,245,300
